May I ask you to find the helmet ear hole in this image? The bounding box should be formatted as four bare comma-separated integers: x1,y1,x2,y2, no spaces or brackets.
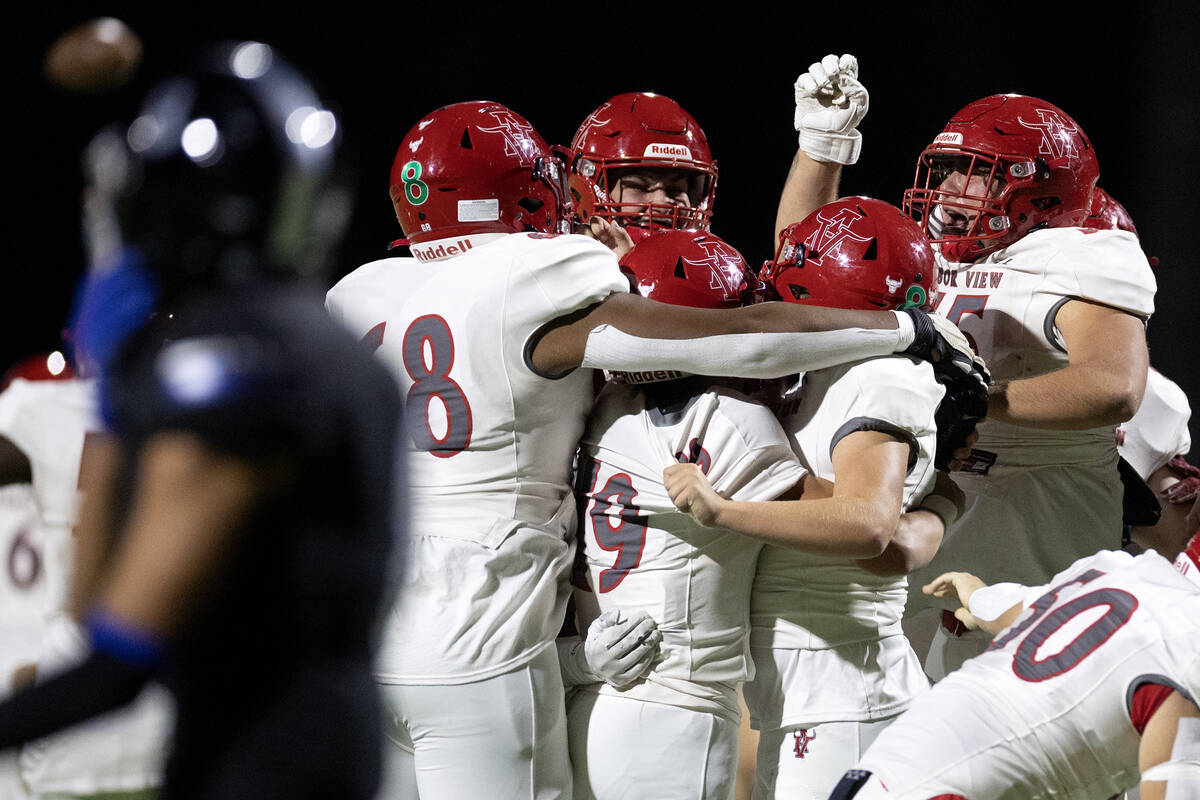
1031,197,1062,212
518,197,543,213
787,284,810,301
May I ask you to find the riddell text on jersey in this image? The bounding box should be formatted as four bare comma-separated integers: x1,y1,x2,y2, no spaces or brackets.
411,238,476,263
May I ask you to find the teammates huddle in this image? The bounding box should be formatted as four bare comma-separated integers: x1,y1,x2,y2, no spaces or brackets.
0,45,1197,800
324,53,1196,800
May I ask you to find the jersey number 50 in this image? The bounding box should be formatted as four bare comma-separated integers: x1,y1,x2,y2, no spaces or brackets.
988,569,1137,682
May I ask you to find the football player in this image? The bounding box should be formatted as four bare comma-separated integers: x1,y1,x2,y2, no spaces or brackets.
899,95,1157,677
570,227,953,800
327,101,985,799
829,533,1200,800
0,42,405,800
1081,188,1197,560
666,199,960,800
563,54,867,257
0,353,173,800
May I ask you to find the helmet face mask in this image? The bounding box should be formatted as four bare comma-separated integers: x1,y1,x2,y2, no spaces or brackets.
761,197,935,312
902,94,1098,263
565,93,717,237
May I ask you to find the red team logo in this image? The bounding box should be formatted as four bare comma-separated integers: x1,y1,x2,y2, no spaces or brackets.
682,238,746,301
1016,108,1080,161
571,103,613,147
478,110,540,165
792,728,816,758
803,208,870,264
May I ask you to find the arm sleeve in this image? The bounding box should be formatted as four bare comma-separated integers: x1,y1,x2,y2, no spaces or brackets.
0,650,151,749
582,320,909,379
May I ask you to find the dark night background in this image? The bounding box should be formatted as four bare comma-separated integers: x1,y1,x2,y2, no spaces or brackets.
7,6,1198,450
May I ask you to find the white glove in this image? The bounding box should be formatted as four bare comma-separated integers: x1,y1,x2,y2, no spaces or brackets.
794,53,869,165
556,610,661,688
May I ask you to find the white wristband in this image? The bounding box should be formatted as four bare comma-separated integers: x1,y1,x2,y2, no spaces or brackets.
799,128,862,165
967,582,1029,622
555,637,598,687
917,493,960,531
891,310,915,351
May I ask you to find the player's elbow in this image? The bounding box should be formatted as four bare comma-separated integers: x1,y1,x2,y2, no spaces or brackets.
850,502,899,558
1111,381,1145,423
1093,377,1144,425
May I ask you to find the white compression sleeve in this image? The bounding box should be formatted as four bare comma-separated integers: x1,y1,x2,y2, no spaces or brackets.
581,311,914,378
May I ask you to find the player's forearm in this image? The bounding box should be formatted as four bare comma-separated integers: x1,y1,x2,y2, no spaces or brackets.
856,509,944,576
988,364,1145,430
582,308,912,379
774,149,841,246
714,494,897,557
68,433,123,618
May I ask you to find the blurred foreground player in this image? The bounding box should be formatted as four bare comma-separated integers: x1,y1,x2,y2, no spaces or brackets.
326,101,986,800
0,41,404,800
830,534,1200,799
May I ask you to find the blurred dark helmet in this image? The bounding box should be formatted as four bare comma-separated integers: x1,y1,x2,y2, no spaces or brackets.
83,40,349,300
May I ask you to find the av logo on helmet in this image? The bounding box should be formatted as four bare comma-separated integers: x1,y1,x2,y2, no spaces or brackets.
478,110,539,165
804,207,870,264
571,103,612,148
684,237,745,300
1017,109,1079,161
644,143,693,160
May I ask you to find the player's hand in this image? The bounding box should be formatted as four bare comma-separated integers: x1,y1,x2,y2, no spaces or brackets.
794,53,869,165
582,216,635,260
902,308,990,469
1164,456,1200,505
664,463,725,527
583,609,662,689
922,571,988,630
944,428,980,472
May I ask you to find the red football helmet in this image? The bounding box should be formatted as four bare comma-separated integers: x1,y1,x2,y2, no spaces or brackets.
389,101,570,245
562,93,718,240
1083,187,1137,235
618,230,749,310
1,352,75,392
760,197,935,311
902,94,1099,263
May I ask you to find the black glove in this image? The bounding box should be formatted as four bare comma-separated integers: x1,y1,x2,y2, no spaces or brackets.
902,308,991,389
901,309,992,471
933,375,989,471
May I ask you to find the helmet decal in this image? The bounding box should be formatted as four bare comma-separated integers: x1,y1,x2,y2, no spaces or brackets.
398,161,428,205
1017,108,1080,161
477,109,539,165
804,207,872,264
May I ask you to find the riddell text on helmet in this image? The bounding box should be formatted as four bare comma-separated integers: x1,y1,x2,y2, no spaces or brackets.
643,143,693,160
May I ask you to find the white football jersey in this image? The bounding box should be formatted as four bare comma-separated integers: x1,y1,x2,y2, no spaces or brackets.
910,228,1157,607
858,549,1200,800
576,379,806,720
748,356,941,725
326,232,628,683
0,378,98,632
1118,367,1192,481
933,227,1155,473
